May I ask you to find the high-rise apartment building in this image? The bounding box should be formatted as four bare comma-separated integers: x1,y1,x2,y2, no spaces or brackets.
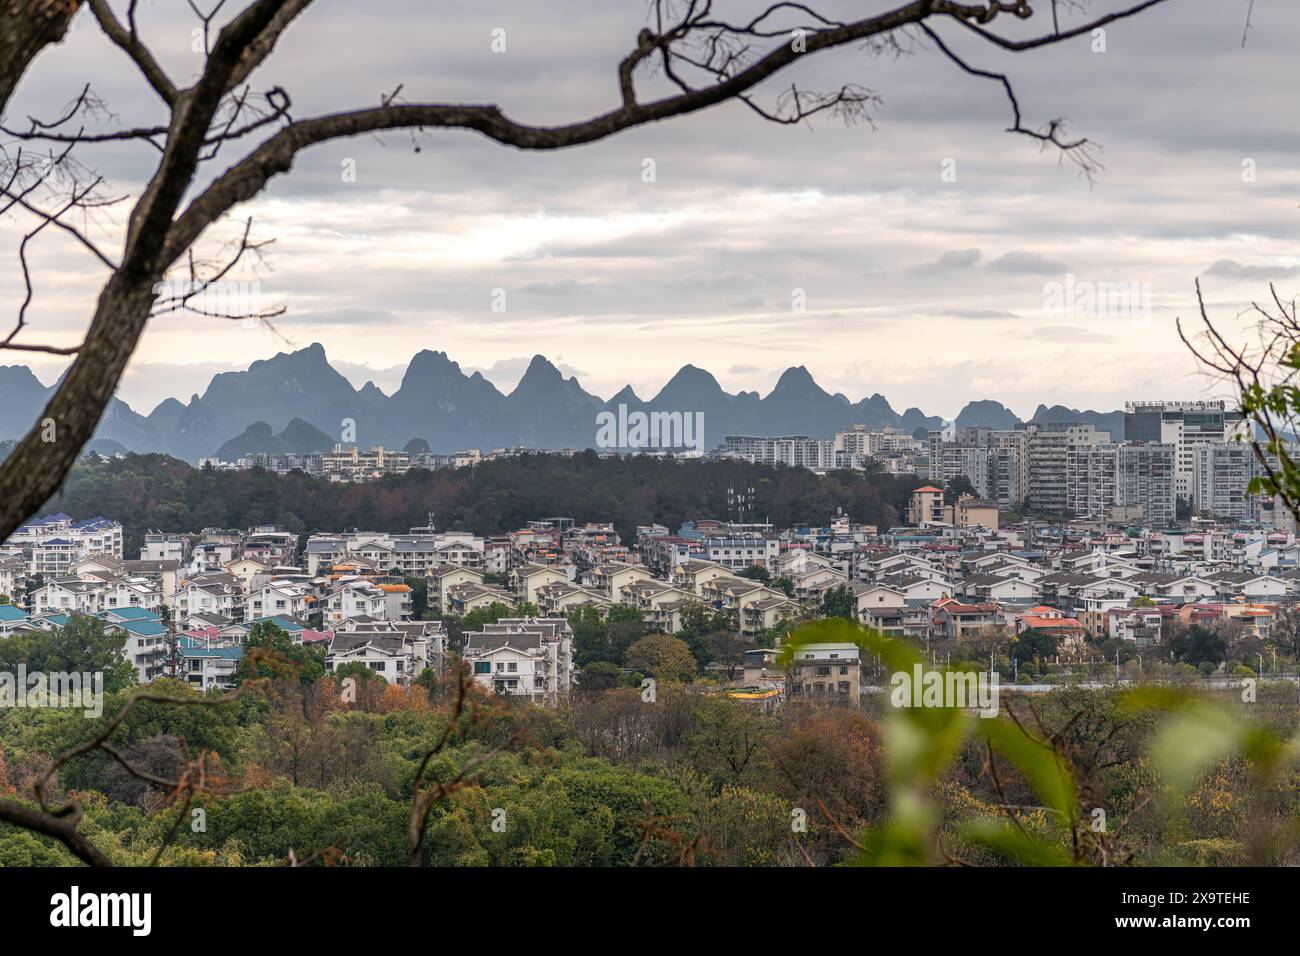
1124,401,1248,499
926,427,1026,508
721,435,836,469
1191,442,1261,522
1023,423,1109,515
1067,443,1176,525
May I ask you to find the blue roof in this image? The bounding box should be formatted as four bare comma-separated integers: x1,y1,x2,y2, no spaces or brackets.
110,619,167,637
101,607,160,622
16,513,118,532
0,604,28,621
73,516,118,531
178,636,243,660
24,512,71,526
251,615,305,633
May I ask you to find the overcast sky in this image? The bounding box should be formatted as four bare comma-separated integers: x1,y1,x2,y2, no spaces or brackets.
2,0,1297,419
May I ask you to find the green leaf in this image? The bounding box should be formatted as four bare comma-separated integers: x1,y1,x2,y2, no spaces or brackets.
961,819,1072,867
978,719,1076,824
1147,703,1245,797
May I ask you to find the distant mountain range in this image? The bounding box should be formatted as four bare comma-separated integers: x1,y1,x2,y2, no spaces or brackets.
0,344,1126,460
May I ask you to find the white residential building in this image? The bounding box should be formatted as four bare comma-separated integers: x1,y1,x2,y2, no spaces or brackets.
247,581,311,621
322,580,389,624
720,435,837,470
7,513,124,575
462,618,573,705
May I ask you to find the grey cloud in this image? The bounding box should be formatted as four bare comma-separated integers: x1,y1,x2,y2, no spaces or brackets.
5,0,1295,418
909,248,982,275
989,252,1070,276
519,279,599,295
1202,259,1300,281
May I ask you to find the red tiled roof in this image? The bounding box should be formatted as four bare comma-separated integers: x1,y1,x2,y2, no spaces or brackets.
1020,615,1082,630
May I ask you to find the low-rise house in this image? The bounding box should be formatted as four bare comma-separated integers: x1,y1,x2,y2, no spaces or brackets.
179,609,235,631
931,597,1002,641
509,563,572,605
786,643,861,706
1128,572,1219,603
99,576,163,613
1107,607,1165,648
670,560,734,596
102,610,169,682
304,536,348,576
30,577,103,615
876,571,953,605
0,556,27,600
427,565,484,616
176,573,244,622
622,581,697,633
740,595,798,638
699,575,763,610
1059,549,1143,579
71,552,127,580
1205,571,1291,601
379,582,413,620
122,559,181,604
960,573,1040,606
246,580,311,621
325,628,435,685
537,581,613,617
225,556,272,594
33,608,169,683
178,635,243,690
0,602,35,635
1014,605,1087,654
240,614,315,642
322,580,389,624
773,549,838,578
462,617,573,705
854,582,906,621
445,582,515,616
588,561,654,597
787,565,849,604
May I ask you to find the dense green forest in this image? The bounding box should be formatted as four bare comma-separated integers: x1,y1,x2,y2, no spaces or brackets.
2,620,1296,867
49,452,919,552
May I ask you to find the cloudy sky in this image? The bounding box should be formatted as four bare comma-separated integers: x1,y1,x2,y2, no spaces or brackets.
2,0,1298,419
